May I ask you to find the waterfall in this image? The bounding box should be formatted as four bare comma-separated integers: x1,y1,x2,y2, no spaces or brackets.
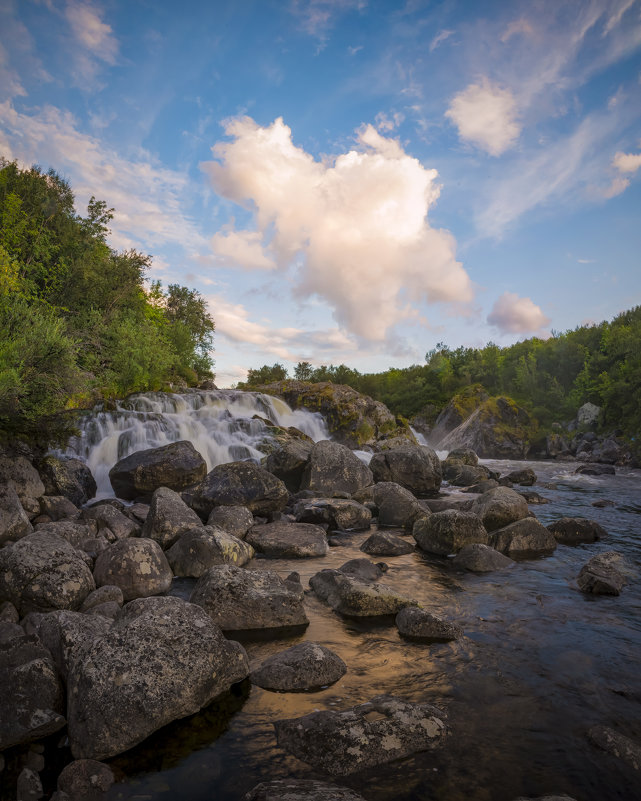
61,389,329,498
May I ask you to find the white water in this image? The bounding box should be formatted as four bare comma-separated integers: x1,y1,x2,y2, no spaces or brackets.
62,389,329,498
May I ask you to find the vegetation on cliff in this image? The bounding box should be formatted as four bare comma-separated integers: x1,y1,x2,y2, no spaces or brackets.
0,159,214,443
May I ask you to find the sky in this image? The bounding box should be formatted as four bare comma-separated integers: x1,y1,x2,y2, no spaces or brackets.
1,0,641,387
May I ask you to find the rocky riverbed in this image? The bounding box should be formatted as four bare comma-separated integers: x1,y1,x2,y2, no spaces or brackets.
1,417,640,801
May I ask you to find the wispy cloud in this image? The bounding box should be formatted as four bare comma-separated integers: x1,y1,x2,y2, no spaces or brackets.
290,0,367,45
63,0,118,85
429,29,454,52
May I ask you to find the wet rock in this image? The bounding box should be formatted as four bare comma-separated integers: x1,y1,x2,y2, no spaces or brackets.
191,462,288,518
22,610,111,680
166,525,254,576
190,564,308,633
518,490,549,505
0,622,65,749
360,530,414,556
441,452,490,486
206,505,254,539
505,467,537,486
38,496,79,522
294,498,372,531
451,543,515,572
469,486,530,532
310,567,416,618
246,521,328,558
274,695,447,776
263,436,313,492
577,551,628,595
444,448,479,465
56,759,116,801
37,456,96,506
413,509,488,556
81,504,139,540
462,479,500,494
575,464,616,476
592,498,615,508
395,606,462,642
0,532,95,615
300,440,373,496
490,518,557,559
338,558,387,581
244,779,368,801
93,538,172,601
0,483,33,544
371,481,425,529
142,486,203,549
109,441,207,501
0,456,45,502
16,766,43,801
369,446,442,496
547,517,606,545
587,724,641,770
250,642,346,691
66,595,249,760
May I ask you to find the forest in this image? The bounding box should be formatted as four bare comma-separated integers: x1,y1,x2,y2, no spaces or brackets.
0,159,215,443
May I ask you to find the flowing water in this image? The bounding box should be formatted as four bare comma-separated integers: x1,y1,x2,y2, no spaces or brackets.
51,399,641,801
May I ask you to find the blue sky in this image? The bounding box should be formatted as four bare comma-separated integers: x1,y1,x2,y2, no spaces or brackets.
2,0,640,386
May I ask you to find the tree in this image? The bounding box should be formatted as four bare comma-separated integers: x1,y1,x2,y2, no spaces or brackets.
244,363,288,386
294,361,313,381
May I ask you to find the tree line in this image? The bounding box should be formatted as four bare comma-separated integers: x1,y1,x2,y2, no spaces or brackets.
0,159,215,443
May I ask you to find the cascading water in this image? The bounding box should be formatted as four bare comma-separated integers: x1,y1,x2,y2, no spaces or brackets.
61,389,329,498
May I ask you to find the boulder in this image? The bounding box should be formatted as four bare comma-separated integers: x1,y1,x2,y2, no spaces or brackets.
66,596,249,760
513,796,577,801
263,436,313,492
0,600,19,622
80,585,124,612
451,543,514,572
0,456,45,502
490,518,557,559
0,483,33,545
469,486,530,532
274,695,447,776
293,498,372,531
371,482,425,529
93,538,173,601
244,780,368,801
190,564,308,633
575,463,616,476
505,467,537,486
413,510,488,555
518,490,549,505
206,505,254,539
0,532,95,615
142,486,203,549
246,521,328,558
369,445,442,496
441,461,491,487
80,504,139,540
37,456,96,506
56,759,116,801
0,622,66,750
309,568,416,618
360,531,414,556
109,441,207,501
190,462,288,518
300,440,373,496
547,517,606,545
16,767,43,801
38,496,79,522
587,725,641,770
444,448,479,465
338,558,387,581
250,642,346,691
576,402,601,428
462,479,500,494
395,607,462,642
166,525,254,576
33,520,97,551
577,551,627,595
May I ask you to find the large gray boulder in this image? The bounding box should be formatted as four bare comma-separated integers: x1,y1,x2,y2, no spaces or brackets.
274,695,447,776
0,456,45,502
66,596,249,760
38,495,80,522
206,505,254,539
250,642,346,691
0,622,66,750
310,567,416,618
369,446,441,496
451,543,514,573
37,455,97,506
246,521,328,558
0,483,33,545
413,509,488,556
109,441,207,501
33,520,97,551
577,551,628,595
293,498,372,531
263,436,313,492
166,525,254,576
490,518,557,558
371,482,425,529
190,462,288,518
80,504,139,540
93,538,173,601
300,440,373,496
56,759,116,801
547,517,606,545
244,780,369,801
0,532,95,616
469,486,530,532
142,486,203,549
190,564,308,633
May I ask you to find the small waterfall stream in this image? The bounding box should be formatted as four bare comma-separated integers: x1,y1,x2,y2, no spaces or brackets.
61,389,329,498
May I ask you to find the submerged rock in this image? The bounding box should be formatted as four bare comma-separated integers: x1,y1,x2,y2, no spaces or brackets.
246,521,328,558
451,543,514,573
250,642,346,691
66,596,249,760
588,724,641,770
577,551,628,595
547,517,606,545
395,607,462,642
244,780,368,801
360,530,414,556
310,567,416,618
109,441,207,501
274,695,447,776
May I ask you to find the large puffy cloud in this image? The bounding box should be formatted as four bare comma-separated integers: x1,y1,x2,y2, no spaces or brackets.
487,292,550,334
201,117,473,341
445,78,521,156
612,150,641,173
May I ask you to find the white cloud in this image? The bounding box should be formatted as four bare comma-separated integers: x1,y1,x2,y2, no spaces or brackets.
65,1,118,64
375,111,404,132
201,116,473,342
612,150,641,173
429,29,454,52
445,78,521,156
290,0,366,41
602,176,630,198
487,292,550,334
211,229,277,271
